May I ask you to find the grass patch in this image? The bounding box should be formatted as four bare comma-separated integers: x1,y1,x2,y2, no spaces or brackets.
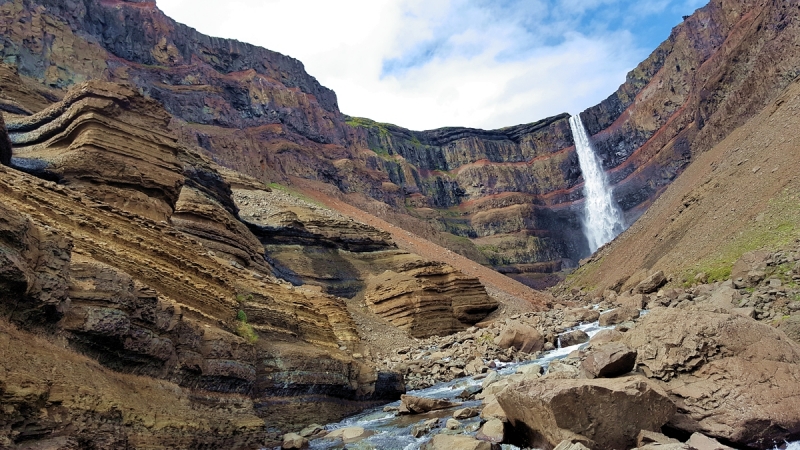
681,189,800,285
234,309,258,344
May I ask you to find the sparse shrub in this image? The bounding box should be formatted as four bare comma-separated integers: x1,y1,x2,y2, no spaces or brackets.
235,309,258,344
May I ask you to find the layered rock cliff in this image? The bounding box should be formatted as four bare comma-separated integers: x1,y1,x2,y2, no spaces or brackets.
1,0,792,288
0,72,507,446
0,80,409,447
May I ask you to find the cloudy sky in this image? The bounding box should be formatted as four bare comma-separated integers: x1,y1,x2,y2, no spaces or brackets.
156,0,705,131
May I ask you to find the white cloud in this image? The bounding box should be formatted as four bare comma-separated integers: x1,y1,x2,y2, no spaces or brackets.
155,0,691,130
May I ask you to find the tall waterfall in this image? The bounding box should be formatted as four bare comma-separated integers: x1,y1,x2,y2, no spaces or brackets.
569,114,625,253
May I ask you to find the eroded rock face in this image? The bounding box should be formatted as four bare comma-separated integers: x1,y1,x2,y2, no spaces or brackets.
0,112,11,166
0,82,405,447
623,308,800,447
365,261,498,338
0,201,71,324
7,81,185,222
498,375,676,450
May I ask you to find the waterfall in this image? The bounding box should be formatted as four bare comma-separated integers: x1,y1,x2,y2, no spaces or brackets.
569,114,625,253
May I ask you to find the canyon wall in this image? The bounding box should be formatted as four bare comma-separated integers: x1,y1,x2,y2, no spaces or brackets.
0,0,796,288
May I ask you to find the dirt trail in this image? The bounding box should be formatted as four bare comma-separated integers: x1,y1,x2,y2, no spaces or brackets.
292,178,552,311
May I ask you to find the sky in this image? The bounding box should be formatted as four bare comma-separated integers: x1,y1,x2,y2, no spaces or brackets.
156,0,706,131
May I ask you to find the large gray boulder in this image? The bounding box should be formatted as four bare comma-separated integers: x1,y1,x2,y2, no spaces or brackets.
580,342,637,378
623,308,800,447
634,271,666,294
494,322,544,353
497,375,675,450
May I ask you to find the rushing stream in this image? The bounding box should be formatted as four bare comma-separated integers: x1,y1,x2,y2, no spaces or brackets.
308,320,612,450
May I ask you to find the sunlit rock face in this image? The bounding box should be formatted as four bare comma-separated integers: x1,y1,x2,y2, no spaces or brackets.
2,0,798,287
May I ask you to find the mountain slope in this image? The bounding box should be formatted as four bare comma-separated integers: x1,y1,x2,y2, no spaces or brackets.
5,0,798,289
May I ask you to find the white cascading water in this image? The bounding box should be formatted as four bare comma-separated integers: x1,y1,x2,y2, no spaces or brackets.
569,114,625,253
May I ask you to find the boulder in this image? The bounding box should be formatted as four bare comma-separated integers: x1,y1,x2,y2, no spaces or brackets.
636,430,680,447
495,322,544,353
685,433,733,450
699,283,737,312
589,329,624,345
458,385,483,399
544,361,581,379
730,250,770,281
559,330,589,347
554,441,591,450
324,426,374,444
399,395,461,414
776,314,800,344
497,376,676,450
480,396,508,422
453,407,480,420
623,308,800,446
421,434,495,450
281,432,308,449
564,308,600,324
635,271,666,294
580,342,637,378
411,418,439,438
298,424,324,438
599,307,640,326
446,418,462,429
616,294,646,310
476,418,505,444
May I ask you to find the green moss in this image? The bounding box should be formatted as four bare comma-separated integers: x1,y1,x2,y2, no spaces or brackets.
682,189,800,285
235,309,258,344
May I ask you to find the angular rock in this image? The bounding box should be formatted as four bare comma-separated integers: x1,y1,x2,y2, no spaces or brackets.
624,308,800,446
477,418,505,444
453,407,480,420
589,329,624,345
685,433,733,450
411,418,439,438
554,441,591,450
282,432,308,449
480,396,508,422
581,342,637,378
495,322,544,353
563,308,601,324
399,395,461,415
446,418,462,429
599,307,640,326
497,376,676,450
422,434,495,450
635,271,666,294
324,426,374,444
637,430,680,447
559,329,590,347
617,294,646,310
730,251,770,281
776,315,800,344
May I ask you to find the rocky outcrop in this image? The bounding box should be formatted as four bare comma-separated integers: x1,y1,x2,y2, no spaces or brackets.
623,308,800,447
365,261,498,338
0,81,405,447
498,375,676,450
7,81,185,222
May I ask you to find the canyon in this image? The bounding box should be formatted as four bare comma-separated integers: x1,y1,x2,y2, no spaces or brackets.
0,0,799,448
